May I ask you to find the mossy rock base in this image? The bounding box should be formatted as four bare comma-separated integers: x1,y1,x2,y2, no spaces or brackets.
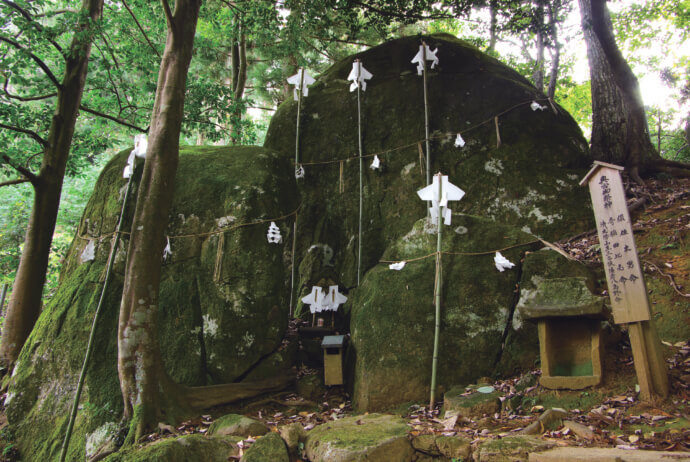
443,385,502,419
476,435,556,462
304,414,414,462
6,146,298,462
240,432,289,462
207,414,269,438
102,434,242,462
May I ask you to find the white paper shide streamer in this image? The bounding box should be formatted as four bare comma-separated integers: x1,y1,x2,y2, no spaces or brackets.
370,155,381,170
163,236,172,261
411,44,439,75
494,252,515,272
267,221,282,244
301,285,347,314
287,68,315,100
417,175,465,226
530,101,546,111
80,240,95,263
123,134,148,178
295,165,305,179
454,133,465,148
389,261,406,271
347,60,373,92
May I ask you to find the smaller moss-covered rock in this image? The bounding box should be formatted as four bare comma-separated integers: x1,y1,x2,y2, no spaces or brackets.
278,422,307,455
518,277,605,320
103,434,241,462
305,414,414,462
297,373,326,401
207,414,269,438
443,385,502,418
240,432,289,462
435,435,471,459
476,435,556,461
411,434,441,456
520,408,568,435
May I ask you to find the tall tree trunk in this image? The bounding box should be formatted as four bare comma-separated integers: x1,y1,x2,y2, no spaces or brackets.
546,2,561,100
581,0,658,181
532,2,545,93
229,19,247,144
0,0,104,372
488,0,498,52
117,1,292,441
117,0,202,439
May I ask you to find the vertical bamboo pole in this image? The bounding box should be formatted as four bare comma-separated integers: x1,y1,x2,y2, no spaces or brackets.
357,60,364,286
289,215,298,318
422,42,431,187
430,173,443,409
295,67,304,168
60,163,139,462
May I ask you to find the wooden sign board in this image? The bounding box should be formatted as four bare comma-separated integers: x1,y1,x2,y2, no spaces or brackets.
580,161,650,324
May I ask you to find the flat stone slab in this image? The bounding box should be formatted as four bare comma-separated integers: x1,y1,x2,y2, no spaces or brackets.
304,414,414,462
207,414,269,438
518,277,605,320
529,447,690,461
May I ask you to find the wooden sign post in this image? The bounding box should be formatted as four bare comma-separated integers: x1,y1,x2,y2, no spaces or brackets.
580,161,668,400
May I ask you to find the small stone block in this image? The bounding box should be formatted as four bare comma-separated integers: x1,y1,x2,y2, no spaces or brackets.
518,277,606,320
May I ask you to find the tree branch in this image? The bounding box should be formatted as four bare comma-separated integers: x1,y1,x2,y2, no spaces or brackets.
122,0,161,58
161,0,174,31
0,178,30,187
3,76,57,101
2,155,39,185
0,36,61,88
0,122,48,147
79,105,148,133
0,0,64,54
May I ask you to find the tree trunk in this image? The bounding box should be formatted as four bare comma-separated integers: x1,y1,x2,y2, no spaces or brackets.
0,0,104,372
116,1,294,442
488,0,497,52
229,19,247,144
117,0,202,439
581,0,658,181
546,2,561,100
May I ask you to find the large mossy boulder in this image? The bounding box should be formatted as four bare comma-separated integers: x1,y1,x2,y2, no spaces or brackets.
349,215,541,410
6,146,298,462
265,33,593,294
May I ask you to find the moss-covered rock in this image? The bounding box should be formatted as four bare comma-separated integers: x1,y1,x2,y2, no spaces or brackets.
443,385,502,418
265,34,593,293
476,435,556,461
349,215,541,410
207,414,269,438
240,432,289,462
102,434,241,462
304,413,414,462
6,146,298,462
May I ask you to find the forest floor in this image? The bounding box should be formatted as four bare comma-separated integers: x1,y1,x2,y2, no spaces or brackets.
0,177,687,461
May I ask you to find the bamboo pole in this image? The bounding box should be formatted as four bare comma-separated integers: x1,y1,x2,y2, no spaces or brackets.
422,42,431,188
357,59,364,287
60,162,140,462
289,215,298,318
430,172,443,409
295,67,304,168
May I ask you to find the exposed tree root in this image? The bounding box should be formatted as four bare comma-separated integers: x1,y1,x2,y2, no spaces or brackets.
183,373,295,410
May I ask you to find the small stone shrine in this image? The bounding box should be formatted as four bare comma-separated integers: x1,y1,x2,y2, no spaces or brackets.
517,277,607,389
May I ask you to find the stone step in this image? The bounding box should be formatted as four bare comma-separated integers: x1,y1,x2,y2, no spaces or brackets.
529,447,690,462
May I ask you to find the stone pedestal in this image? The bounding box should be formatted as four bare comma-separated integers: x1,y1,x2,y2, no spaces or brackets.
518,278,607,390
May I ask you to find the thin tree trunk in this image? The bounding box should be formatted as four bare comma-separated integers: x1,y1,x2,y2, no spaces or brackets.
229,19,247,144
583,0,658,180
0,0,104,372
546,2,561,100
488,0,497,52
533,31,545,93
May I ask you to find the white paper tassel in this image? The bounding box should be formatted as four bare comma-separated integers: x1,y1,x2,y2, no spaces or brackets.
454,133,465,147
80,240,95,263
287,68,315,100
267,221,282,244
370,155,381,170
295,165,305,179
494,252,515,272
347,60,373,92
530,101,546,111
411,44,439,75
163,236,172,260
389,261,406,270
123,134,148,178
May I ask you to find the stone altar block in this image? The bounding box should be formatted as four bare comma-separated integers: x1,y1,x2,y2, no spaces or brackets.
518,277,607,389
